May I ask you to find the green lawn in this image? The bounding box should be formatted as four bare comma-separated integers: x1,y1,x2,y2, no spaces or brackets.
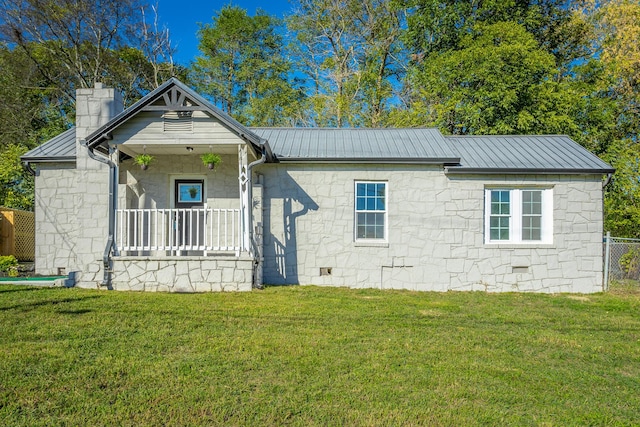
1,284,639,426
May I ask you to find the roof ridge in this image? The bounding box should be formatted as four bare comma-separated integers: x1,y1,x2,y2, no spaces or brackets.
446,134,569,138
249,127,440,131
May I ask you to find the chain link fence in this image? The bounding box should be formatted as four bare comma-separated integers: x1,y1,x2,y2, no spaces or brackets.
604,234,640,288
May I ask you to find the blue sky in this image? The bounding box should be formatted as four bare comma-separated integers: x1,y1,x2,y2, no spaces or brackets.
155,0,294,65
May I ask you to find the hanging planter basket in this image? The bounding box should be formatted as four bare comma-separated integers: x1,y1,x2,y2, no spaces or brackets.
134,153,154,171
200,153,222,170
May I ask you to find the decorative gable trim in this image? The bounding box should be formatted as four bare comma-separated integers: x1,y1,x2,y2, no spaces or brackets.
84,78,269,158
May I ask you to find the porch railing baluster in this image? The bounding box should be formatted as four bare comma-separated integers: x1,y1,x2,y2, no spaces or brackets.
116,207,241,255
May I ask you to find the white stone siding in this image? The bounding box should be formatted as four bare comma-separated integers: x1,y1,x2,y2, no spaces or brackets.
259,164,604,293
110,256,254,292
34,163,79,275
33,85,123,287
34,159,110,288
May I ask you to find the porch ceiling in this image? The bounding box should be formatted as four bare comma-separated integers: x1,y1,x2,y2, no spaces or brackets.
118,143,244,157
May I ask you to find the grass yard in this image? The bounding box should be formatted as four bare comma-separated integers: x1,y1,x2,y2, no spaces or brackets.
0,284,639,426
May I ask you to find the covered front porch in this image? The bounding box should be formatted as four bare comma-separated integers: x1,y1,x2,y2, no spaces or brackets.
107,142,263,291
82,79,270,291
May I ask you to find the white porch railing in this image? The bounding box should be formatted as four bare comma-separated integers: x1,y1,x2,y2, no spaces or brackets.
116,206,242,254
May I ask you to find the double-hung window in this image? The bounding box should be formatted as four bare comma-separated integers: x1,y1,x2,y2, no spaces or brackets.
485,188,552,244
355,181,387,241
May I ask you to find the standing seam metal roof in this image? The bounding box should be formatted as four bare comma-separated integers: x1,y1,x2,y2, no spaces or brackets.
445,135,614,173
21,127,76,161
251,127,460,162
21,124,614,174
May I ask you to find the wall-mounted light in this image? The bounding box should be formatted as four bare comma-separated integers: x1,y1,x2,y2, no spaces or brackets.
186,146,194,152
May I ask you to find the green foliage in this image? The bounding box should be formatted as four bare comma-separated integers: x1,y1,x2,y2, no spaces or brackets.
0,256,18,277
0,145,34,211
0,0,177,103
1,285,640,424
133,154,154,166
200,153,222,167
619,248,640,279
192,6,304,126
402,22,578,134
602,138,640,238
287,0,404,127
402,0,584,68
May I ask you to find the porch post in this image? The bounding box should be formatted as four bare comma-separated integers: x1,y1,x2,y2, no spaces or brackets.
238,144,250,253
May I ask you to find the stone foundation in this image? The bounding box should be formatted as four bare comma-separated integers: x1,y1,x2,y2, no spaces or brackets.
110,255,254,292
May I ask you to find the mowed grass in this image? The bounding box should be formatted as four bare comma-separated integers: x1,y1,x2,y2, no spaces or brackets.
0,284,639,426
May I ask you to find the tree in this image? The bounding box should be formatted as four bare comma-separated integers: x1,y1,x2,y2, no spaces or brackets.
396,22,580,134
0,0,177,104
192,6,305,126
582,0,640,237
0,0,178,210
287,0,404,127
402,0,589,71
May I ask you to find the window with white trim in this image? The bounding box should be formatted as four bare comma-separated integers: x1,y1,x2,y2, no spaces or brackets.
355,181,387,241
485,188,553,244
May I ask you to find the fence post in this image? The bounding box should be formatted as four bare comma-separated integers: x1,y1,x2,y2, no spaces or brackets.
603,231,611,291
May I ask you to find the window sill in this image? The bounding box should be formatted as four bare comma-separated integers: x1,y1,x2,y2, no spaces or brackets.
354,241,389,248
484,243,555,249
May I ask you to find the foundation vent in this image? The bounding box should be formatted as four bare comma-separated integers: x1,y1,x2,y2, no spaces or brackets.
320,267,332,276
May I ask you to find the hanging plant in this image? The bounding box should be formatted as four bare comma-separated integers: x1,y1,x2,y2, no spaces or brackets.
200,153,222,170
134,153,154,170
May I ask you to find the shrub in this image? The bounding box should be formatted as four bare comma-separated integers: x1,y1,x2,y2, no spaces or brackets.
0,255,18,277
619,247,640,279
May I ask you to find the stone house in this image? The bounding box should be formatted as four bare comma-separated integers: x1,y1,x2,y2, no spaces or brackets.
22,78,614,293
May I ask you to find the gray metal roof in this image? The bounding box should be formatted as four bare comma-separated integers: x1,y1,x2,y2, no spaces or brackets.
252,127,460,163
21,121,613,175
445,135,614,174
21,127,76,162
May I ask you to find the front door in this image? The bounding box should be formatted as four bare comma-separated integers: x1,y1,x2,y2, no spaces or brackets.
174,179,205,252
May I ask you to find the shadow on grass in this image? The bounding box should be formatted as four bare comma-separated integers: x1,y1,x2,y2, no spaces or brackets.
56,308,93,315
0,295,102,312
0,286,47,294
261,283,300,288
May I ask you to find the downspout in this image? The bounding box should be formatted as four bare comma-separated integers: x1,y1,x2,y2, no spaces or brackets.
246,142,267,255
81,139,117,289
23,161,36,176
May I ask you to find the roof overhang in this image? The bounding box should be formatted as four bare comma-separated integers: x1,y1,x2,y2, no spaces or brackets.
275,157,461,164
445,167,616,175
21,156,76,163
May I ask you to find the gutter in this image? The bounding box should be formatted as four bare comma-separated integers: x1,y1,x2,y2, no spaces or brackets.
277,157,461,165
444,167,616,175
81,139,117,290
22,157,76,175
603,173,613,189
